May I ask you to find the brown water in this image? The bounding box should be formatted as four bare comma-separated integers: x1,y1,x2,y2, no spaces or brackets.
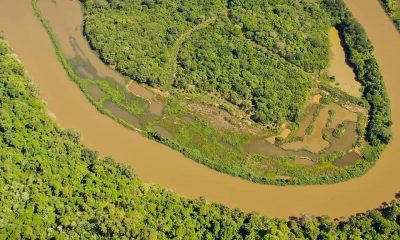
0,0,399,219
244,139,317,159
259,103,357,157
283,103,357,153
325,121,358,153
284,106,331,153
328,28,362,97
125,80,164,117
127,81,156,100
87,84,105,101
329,103,358,128
153,125,174,139
37,0,125,85
334,152,361,167
296,104,318,137
38,0,163,107
104,101,142,129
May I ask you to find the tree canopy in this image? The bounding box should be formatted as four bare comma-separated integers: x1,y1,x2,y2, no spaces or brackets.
380,0,400,31
175,16,313,124
82,0,333,125
0,35,400,239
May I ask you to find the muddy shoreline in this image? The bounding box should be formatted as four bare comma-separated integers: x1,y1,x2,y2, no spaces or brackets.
0,0,399,218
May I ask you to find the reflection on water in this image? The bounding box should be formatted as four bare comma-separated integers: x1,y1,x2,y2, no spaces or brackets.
68,36,103,80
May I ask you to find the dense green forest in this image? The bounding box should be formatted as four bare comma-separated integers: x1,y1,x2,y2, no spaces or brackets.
72,0,392,186
321,0,392,146
380,0,400,31
175,16,313,124
228,0,331,72
83,0,226,87
82,0,333,126
1,35,400,239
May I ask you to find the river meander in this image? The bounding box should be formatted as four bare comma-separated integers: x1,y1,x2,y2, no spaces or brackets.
0,0,399,218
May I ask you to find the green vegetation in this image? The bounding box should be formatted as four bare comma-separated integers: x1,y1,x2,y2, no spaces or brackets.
327,109,336,127
380,0,400,31
34,0,392,185
305,125,315,135
321,0,392,146
228,0,331,72
176,16,313,124
82,0,332,126
333,123,346,138
83,0,226,87
1,35,400,240
32,0,149,129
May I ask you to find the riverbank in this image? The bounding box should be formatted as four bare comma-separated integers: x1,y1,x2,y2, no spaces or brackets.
1,32,398,240
379,0,400,31
0,0,399,218
35,0,386,186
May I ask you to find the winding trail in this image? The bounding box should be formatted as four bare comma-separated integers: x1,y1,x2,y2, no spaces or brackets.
170,16,217,81
0,0,399,219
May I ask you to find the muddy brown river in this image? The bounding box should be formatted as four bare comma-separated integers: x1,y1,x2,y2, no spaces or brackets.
0,0,399,218
328,28,362,97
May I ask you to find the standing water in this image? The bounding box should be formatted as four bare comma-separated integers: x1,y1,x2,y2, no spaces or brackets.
328,28,362,97
0,0,399,218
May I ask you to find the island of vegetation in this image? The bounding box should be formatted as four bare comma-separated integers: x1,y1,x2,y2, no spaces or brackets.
33,0,392,186
380,0,400,31
1,34,400,239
